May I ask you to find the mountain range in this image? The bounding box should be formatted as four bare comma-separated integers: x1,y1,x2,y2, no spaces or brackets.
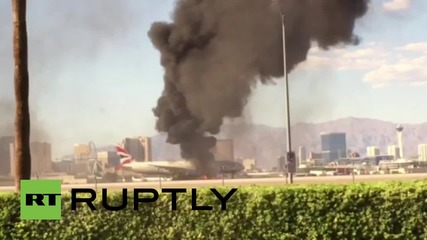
76,117,427,169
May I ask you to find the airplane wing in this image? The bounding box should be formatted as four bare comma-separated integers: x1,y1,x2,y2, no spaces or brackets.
148,162,191,172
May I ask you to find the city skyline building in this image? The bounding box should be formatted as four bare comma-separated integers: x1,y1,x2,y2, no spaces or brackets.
396,124,404,159
73,144,90,160
97,151,120,168
123,138,144,162
320,132,347,162
210,139,234,161
141,137,152,162
0,136,14,176
30,141,53,175
277,156,285,171
367,146,380,157
418,144,427,161
298,146,306,166
242,158,256,171
122,137,152,162
9,143,15,176
387,145,400,160
309,152,323,160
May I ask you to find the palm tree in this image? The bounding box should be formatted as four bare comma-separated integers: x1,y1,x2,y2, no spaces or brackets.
12,0,31,192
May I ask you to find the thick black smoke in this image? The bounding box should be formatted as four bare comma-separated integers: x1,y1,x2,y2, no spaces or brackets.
148,0,369,175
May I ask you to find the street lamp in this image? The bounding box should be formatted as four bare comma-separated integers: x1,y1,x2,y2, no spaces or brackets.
280,13,295,184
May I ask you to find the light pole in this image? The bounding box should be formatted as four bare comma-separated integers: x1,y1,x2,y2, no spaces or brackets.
352,158,355,183
92,160,98,192
281,13,295,184
220,165,225,186
158,168,162,189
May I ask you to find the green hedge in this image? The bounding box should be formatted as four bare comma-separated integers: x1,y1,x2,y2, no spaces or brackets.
1,181,427,239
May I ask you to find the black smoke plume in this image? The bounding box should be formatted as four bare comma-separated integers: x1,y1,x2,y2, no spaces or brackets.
148,0,369,175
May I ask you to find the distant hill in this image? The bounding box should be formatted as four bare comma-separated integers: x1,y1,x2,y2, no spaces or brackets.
65,117,427,169
151,117,427,169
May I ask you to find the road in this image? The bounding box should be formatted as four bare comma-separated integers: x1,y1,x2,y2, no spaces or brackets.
1,173,426,192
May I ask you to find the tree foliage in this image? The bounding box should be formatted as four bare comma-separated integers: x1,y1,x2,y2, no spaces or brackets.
2,181,427,239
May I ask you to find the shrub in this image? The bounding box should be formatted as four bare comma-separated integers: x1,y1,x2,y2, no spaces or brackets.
1,181,427,239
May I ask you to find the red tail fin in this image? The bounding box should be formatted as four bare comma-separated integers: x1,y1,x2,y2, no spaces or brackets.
114,145,133,170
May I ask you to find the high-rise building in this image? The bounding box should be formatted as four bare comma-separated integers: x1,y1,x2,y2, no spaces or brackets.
242,158,256,171
74,144,90,160
30,142,53,175
320,132,347,162
298,146,306,166
387,145,400,160
52,160,74,174
97,151,120,168
277,156,286,171
0,136,14,176
418,144,427,161
396,124,404,159
122,137,153,162
366,146,380,157
123,138,144,162
140,137,152,162
9,143,15,176
309,152,323,160
210,139,234,161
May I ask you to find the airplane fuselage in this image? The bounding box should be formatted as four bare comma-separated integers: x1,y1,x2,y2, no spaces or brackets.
123,161,191,175
121,160,244,178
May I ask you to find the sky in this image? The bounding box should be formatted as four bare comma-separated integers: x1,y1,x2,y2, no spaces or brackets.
0,0,426,158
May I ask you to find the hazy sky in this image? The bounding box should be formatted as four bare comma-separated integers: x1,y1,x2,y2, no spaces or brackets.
0,0,426,157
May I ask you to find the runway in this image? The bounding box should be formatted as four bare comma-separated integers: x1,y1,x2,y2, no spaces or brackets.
1,173,427,192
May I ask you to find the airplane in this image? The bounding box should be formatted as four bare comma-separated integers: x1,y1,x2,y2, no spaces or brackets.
114,146,244,180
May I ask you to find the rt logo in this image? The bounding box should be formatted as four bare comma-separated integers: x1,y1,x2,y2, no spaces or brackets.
20,180,62,220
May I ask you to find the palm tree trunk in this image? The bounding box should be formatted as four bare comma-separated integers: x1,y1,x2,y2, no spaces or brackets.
12,0,31,192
